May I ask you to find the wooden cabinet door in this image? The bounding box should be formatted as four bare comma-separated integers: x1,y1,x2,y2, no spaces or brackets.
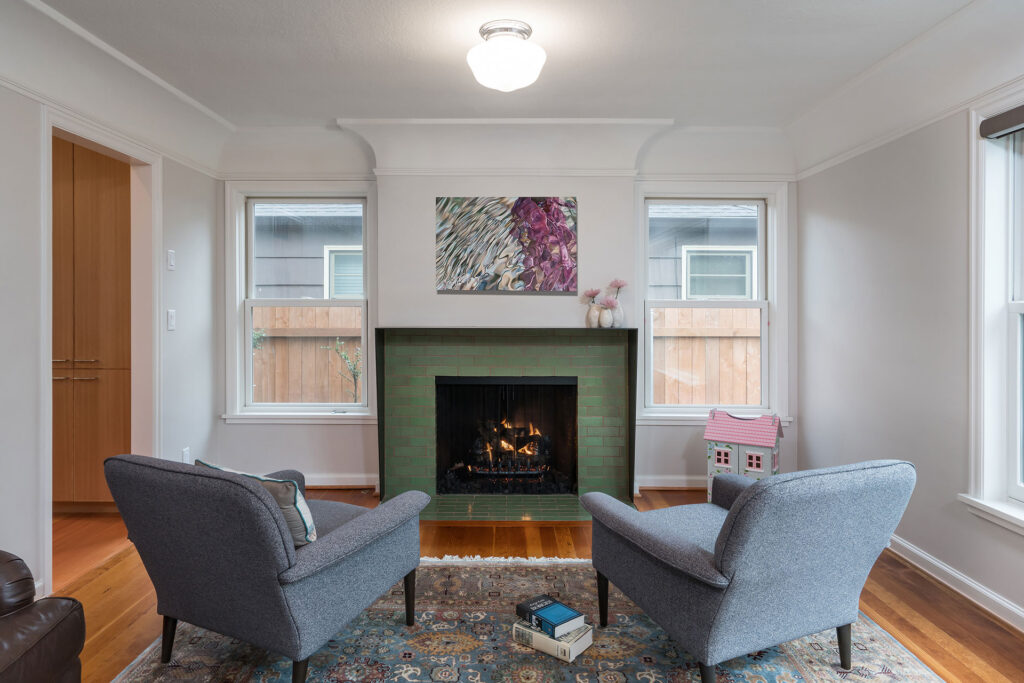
52,137,75,368
72,145,131,369
52,375,74,502
72,369,130,502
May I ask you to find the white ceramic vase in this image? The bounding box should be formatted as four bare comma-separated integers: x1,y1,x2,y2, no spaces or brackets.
598,307,614,328
611,304,624,328
585,304,601,329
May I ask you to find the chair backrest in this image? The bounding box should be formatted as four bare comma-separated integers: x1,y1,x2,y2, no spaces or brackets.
712,460,915,644
104,455,299,653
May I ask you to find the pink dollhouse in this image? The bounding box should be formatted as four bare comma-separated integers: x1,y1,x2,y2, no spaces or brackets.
703,409,783,499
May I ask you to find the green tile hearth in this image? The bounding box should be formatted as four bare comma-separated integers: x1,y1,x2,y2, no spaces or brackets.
420,494,609,521
379,328,636,519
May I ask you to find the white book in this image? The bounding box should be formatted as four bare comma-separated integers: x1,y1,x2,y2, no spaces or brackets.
512,620,593,663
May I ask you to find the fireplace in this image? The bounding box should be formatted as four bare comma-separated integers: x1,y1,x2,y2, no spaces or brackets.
435,376,578,495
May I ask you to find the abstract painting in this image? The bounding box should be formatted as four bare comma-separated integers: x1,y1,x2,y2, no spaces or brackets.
436,196,578,292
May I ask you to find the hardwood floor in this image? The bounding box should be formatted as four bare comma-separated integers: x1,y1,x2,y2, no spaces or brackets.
53,488,1024,682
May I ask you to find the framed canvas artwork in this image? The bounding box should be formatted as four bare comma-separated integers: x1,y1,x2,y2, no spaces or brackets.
436,196,578,292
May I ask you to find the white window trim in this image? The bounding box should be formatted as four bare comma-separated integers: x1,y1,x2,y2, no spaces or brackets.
636,181,791,423
223,180,377,423
962,86,1024,534
682,245,757,301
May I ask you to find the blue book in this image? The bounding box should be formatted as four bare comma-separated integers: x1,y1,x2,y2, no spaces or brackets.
515,594,586,638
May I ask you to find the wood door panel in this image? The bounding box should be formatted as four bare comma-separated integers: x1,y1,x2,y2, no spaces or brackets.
73,369,130,502
52,375,74,501
73,145,131,369
52,137,75,367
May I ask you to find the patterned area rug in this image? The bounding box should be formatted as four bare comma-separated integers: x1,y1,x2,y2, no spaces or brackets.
116,560,940,682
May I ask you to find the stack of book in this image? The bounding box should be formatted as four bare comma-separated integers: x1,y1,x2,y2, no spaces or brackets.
513,594,594,663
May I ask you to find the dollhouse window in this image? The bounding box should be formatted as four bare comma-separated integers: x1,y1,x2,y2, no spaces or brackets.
746,452,764,472
714,448,731,466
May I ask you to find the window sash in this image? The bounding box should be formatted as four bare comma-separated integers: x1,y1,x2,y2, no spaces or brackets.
682,246,756,300
644,299,768,411
325,246,364,298
244,298,367,410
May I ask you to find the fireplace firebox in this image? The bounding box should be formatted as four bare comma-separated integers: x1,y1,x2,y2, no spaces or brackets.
435,376,577,495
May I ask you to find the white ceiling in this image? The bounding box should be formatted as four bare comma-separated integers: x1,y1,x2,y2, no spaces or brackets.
41,0,971,128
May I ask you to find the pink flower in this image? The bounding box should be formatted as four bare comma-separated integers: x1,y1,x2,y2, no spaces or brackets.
609,278,628,289
584,288,601,299
600,295,619,309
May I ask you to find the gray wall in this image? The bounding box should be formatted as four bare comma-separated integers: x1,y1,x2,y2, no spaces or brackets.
161,161,222,464
798,111,1024,610
0,87,44,578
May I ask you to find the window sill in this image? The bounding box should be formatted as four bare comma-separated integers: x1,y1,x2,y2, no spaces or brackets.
221,412,377,425
957,494,1024,538
636,413,794,427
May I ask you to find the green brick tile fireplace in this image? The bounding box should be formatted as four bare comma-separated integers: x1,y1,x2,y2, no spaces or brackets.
376,328,636,520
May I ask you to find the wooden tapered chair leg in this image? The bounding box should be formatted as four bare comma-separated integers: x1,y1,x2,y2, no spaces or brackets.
292,658,309,683
160,616,177,663
404,569,416,626
699,662,716,683
596,571,609,627
837,623,852,670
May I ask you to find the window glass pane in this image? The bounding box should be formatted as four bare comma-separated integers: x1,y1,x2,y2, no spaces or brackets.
648,202,759,300
251,304,364,404
689,275,748,298
252,202,363,299
329,250,363,298
650,306,761,406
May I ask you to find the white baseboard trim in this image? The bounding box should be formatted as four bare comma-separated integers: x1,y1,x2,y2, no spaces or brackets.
888,534,1024,633
634,475,707,491
305,473,379,490
35,579,45,596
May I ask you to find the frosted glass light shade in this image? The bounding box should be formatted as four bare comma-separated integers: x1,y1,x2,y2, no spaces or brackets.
467,31,546,92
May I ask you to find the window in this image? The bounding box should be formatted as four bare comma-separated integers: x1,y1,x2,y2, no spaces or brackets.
232,195,369,415
746,452,763,472
1007,132,1024,504
714,448,731,467
646,200,767,410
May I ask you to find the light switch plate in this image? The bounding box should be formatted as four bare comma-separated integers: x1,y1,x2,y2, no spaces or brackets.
167,309,176,331
167,249,176,270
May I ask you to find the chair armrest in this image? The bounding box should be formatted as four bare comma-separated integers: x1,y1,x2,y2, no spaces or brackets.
278,490,430,584
581,492,729,588
0,551,35,616
265,469,306,496
711,474,755,510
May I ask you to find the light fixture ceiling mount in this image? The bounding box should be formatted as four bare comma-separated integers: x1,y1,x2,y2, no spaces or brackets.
466,19,546,93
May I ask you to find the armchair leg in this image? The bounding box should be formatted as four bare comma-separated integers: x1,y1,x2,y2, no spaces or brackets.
292,658,309,683
160,616,177,663
596,571,609,627
404,569,416,626
698,662,716,683
837,623,852,670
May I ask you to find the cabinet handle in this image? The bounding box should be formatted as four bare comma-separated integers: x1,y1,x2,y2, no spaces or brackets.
53,359,69,363
73,359,99,363
53,377,70,381
72,377,98,381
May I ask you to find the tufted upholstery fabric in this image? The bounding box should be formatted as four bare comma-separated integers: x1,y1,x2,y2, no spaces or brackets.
582,460,916,668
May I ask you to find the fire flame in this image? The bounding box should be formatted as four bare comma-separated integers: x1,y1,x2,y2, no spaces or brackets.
529,422,540,436
500,417,511,429
517,442,538,456
500,439,515,451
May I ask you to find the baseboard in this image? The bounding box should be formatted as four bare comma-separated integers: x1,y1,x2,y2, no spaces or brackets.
304,473,379,489
889,534,1024,633
634,475,706,493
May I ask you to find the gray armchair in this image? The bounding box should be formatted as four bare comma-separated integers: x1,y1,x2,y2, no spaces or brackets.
581,460,915,683
104,454,429,683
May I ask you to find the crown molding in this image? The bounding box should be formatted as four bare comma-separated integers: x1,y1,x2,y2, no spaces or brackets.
23,0,236,132
372,167,637,178
337,117,675,127
637,173,796,183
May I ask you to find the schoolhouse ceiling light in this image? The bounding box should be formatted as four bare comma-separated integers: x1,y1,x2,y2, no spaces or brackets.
466,20,546,92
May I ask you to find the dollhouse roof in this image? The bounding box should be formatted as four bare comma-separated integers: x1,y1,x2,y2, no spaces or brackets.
704,409,783,448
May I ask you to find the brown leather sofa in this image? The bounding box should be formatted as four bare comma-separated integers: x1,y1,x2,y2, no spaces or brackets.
0,550,85,683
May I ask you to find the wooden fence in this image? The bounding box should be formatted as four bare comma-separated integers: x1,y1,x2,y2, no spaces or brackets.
651,307,761,406
251,305,363,404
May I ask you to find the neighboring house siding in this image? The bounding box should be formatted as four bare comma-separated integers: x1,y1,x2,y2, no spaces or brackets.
253,215,362,299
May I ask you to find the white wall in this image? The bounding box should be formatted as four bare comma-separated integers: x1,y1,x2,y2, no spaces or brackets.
0,86,45,578
161,160,222,463
799,111,1024,614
